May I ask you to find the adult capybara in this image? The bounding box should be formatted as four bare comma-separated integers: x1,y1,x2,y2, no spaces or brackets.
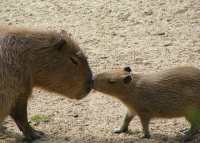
93,66,200,142
0,26,93,141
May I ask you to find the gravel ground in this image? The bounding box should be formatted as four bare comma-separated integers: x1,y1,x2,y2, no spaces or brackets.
0,0,200,142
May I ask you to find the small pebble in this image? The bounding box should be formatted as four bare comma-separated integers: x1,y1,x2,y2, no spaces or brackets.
73,114,79,118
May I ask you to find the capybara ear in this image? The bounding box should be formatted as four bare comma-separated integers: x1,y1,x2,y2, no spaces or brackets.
124,67,132,72
54,39,66,50
123,75,132,84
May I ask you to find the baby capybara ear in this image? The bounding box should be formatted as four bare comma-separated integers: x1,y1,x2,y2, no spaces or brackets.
124,67,132,73
123,75,132,84
54,39,66,50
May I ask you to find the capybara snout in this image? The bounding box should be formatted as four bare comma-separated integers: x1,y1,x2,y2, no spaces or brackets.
74,65,93,99
70,50,94,99
86,73,94,93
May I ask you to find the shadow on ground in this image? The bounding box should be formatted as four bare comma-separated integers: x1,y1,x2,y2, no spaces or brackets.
1,131,192,143
0,123,199,143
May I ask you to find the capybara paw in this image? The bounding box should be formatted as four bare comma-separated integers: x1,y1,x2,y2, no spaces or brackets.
24,129,45,141
181,134,193,143
142,134,151,139
180,128,190,135
180,128,199,142
112,127,128,133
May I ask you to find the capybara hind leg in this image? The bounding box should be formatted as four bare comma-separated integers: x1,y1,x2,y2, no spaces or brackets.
140,115,150,139
0,94,14,122
10,96,44,141
0,98,13,139
113,110,135,133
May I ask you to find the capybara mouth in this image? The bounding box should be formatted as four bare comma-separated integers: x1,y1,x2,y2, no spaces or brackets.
74,86,92,100
84,85,93,96
74,93,89,100
70,78,93,100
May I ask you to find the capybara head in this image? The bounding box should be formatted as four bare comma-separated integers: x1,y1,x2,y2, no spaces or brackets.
93,67,132,97
33,30,93,99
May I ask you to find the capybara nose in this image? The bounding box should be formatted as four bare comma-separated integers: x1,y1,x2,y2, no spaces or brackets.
87,78,94,92
91,77,94,88
86,86,91,94
86,79,94,93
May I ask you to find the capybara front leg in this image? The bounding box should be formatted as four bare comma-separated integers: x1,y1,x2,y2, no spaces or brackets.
10,96,44,141
113,110,135,133
140,115,150,139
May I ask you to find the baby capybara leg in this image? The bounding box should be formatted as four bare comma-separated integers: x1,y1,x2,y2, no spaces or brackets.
113,110,135,133
10,95,44,141
140,115,151,139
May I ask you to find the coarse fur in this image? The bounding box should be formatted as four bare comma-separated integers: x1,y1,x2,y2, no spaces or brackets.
0,26,93,141
93,66,200,141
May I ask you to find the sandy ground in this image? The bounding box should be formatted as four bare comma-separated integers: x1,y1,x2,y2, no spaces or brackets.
0,0,200,142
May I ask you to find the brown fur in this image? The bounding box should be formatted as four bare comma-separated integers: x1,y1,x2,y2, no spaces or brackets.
0,26,93,140
94,66,200,141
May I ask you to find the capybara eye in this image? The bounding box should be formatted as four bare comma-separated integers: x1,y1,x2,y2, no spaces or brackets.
70,57,78,65
123,75,132,84
108,79,116,84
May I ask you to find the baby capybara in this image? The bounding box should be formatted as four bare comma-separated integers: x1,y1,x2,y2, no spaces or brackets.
0,26,93,141
94,66,200,141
